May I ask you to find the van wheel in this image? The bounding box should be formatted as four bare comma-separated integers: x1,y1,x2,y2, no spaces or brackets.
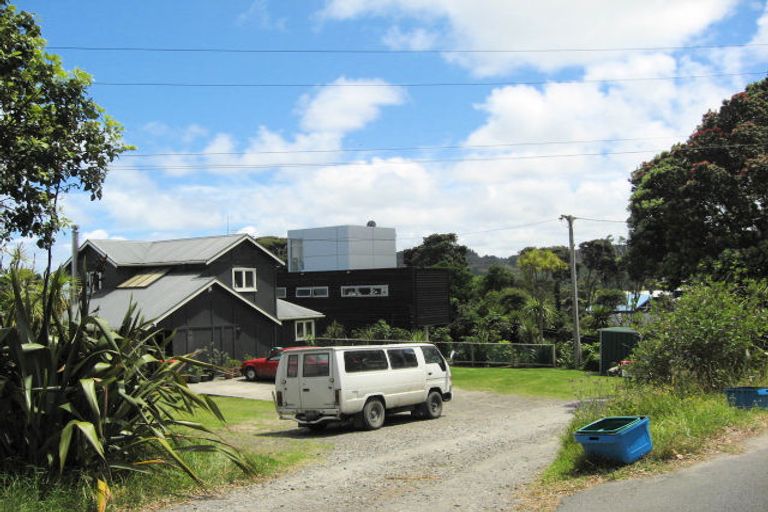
244,367,257,381
422,391,443,419
360,399,386,430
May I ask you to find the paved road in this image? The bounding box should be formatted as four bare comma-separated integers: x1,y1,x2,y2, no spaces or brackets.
187,377,274,400
558,434,768,512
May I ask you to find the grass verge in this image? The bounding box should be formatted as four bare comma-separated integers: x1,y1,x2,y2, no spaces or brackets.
451,366,615,400
519,384,768,511
0,397,327,512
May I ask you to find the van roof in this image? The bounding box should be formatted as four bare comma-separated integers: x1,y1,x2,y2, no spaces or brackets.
282,343,435,351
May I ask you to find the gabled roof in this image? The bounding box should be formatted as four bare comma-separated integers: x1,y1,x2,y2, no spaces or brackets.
277,299,325,321
88,271,281,327
76,234,284,267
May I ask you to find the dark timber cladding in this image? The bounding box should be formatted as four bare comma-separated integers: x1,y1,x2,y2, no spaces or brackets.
277,267,450,331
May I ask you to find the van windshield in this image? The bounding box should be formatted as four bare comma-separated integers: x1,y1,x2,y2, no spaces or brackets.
344,350,388,373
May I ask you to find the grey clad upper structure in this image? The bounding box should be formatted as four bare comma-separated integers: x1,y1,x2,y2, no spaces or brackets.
76,234,323,360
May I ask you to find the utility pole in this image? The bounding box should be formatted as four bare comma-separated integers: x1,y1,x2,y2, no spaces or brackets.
560,215,582,368
70,225,79,317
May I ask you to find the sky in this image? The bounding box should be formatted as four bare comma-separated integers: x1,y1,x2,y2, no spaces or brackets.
11,0,768,266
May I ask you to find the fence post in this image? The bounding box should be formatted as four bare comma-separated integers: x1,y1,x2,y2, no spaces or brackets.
470,343,475,367
551,344,557,368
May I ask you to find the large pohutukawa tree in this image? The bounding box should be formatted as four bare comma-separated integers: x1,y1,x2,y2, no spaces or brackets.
626,78,768,287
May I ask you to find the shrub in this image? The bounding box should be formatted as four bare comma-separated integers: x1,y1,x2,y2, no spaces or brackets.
631,280,768,391
0,265,251,483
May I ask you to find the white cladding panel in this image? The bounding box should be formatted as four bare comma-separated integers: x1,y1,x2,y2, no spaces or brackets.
287,225,396,272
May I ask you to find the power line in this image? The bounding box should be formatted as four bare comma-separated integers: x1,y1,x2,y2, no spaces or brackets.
49,42,768,54
120,136,682,158
109,142,768,172
92,71,765,88
575,217,627,223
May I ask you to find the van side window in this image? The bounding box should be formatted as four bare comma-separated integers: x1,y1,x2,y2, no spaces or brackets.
287,354,299,378
421,346,446,371
344,350,388,373
303,353,330,377
387,348,418,369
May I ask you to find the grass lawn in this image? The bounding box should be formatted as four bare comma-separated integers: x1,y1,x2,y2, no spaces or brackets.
451,366,616,400
0,397,327,512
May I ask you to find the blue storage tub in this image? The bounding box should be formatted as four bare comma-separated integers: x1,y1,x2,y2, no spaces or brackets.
574,416,652,464
724,387,768,409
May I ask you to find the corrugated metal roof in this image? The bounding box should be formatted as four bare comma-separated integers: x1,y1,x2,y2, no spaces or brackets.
85,234,283,267
89,272,213,326
277,299,325,320
89,272,281,327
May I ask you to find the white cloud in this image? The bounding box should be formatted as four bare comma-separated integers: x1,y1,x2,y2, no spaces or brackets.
298,77,406,134
321,0,739,76
237,0,287,30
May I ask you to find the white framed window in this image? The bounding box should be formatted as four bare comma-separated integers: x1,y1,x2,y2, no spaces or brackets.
86,271,103,292
276,287,287,298
341,285,389,298
295,319,315,341
296,286,328,298
232,267,257,292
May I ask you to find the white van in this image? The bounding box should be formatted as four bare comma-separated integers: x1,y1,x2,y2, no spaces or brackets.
273,343,452,430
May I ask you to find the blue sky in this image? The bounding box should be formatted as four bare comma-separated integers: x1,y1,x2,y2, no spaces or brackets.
12,0,768,264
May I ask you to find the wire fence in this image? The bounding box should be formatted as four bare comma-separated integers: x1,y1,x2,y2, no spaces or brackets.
314,338,557,368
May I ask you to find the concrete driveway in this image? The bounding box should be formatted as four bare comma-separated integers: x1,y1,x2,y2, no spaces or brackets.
187,377,274,401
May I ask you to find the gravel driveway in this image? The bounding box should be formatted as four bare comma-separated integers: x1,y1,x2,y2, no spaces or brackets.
164,390,573,512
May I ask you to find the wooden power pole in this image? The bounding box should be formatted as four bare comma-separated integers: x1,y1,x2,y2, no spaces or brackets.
560,215,582,367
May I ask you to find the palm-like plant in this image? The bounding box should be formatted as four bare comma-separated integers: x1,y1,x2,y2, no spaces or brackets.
0,264,251,483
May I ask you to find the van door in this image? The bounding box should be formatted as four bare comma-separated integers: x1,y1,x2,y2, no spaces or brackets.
281,353,301,409
421,345,449,392
299,351,335,409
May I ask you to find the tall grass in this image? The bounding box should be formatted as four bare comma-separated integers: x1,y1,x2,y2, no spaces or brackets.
543,383,767,482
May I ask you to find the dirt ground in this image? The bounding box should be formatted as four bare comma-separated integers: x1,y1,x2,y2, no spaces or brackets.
162,390,573,512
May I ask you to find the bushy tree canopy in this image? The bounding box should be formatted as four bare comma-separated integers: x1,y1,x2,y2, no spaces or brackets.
0,1,130,249
627,78,768,287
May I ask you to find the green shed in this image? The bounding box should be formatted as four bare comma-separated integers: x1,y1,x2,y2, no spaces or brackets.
599,327,640,375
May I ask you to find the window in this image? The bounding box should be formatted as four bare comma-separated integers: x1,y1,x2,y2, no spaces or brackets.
341,285,389,298
343,350,389,373
86,271,103,292
276,287,287,298
232,268,257,291
421,346,447,371
303,353,330,377
287,354,298,378
388,348,418,369
295,319,315,341
295,286,328,298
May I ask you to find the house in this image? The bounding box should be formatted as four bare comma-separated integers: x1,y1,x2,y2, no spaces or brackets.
277,267,451,334
279,223,450,334
73,234,324,360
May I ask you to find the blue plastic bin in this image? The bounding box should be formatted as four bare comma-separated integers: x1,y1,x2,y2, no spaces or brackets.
574,416,652,464
724,387,768,409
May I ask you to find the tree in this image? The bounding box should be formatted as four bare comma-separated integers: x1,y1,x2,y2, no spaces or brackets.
627,78,768,287
0,1,130,251
480,264,516,293
517,247,568,298
579,238,619,305
403,233,473,303
402,233,468,268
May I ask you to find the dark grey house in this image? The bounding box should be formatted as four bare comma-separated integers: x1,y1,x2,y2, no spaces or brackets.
75,234,323,359
277,267,450,334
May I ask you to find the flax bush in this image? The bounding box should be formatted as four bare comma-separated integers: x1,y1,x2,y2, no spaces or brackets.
0,263,251,483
